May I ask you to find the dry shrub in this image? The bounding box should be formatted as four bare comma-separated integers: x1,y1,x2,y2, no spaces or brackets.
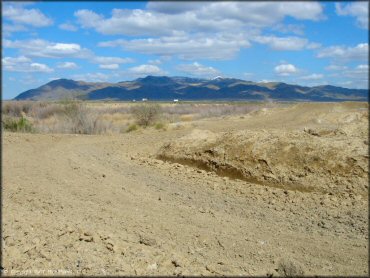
131,104,162,127
277,258,305,277
2,101,34,117
60,103,112,134
30,103,66,119
180,114,195,122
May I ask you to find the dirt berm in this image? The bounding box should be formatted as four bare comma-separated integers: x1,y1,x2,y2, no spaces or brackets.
157,123,368,197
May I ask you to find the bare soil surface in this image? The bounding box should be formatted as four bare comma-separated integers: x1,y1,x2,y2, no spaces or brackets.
2,102,368,276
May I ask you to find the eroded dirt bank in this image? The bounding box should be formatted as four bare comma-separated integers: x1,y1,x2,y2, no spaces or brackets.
2,102,368,276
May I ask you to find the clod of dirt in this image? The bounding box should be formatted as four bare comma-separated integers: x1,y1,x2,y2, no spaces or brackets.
79,232,94,242
139,235,157,246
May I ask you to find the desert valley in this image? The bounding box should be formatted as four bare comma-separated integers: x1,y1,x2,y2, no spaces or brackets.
2,100,368,276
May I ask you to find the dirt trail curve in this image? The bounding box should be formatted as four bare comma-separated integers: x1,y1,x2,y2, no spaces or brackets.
2,102,368,276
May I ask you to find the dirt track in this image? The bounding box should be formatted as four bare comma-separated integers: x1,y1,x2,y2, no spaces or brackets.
2,102,368,276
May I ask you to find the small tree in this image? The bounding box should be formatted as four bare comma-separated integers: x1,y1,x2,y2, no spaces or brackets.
131,104,162,127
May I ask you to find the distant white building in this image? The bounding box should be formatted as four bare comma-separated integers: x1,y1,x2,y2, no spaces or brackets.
173,99,179,102
142,98,148,102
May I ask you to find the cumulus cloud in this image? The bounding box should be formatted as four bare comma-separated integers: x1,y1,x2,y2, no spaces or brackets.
99,64,119,70
274,64,299,76
341,64,369,89
4,39,92,59
299,73,324,80
177,62,220,78
128,64,166,77
325,65,348,71
59,22,78,32
3,38,134,71
317,43,368,61
99,33,250,60
92,56,134,65
148,59,162,65
336,2,369,29
343,64,369,78
76,2,324,37
57,62,78,69
271,23,305,35
3,56,54,73
253,35,309,51
82,2,325,61
3,4,53,27
3,24,28,36
72,72,110,82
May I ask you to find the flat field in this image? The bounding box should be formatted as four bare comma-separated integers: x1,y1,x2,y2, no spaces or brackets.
2,101,368,276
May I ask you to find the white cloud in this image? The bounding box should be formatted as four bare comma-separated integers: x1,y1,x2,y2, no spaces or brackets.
327,64,368,89
317,43,368,61
299,73,324,80
148,59,162,65
3,39,135,72
128,64,166,77
99,33,250,60
306,42,322,49
72,72,110,82
76,3,324,36
59,22,78,32
87,2,324,61
253,35,308,51
75,2,325,60
271,23,305,35
336,2,368,29
99,64,119,70
274,64,298,76
3,56,53,73
4,39,92,59
356,64,369,70
3,24,28,36
325,65,348,71
344,64,369,78
57,62,78,69
342,65,369,89
177,62,220,78
3,4,53,27
3,56,31,64
92,56,133,65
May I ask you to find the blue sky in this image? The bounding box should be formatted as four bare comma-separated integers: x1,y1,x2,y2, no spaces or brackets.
2,1,369,99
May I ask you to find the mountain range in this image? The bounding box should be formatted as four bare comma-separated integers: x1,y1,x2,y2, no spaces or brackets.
14,76,368,102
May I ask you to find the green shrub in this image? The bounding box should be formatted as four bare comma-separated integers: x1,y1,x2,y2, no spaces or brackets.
126,124,138,132
154,122,166,130
130,104,162,127
2,117,34,132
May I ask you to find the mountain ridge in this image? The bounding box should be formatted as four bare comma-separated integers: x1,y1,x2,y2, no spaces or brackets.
14,76,368,101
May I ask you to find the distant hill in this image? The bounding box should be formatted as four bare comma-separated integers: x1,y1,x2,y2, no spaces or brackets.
14,76,368,101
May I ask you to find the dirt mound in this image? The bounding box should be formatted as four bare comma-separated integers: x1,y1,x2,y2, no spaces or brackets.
158,124,368,196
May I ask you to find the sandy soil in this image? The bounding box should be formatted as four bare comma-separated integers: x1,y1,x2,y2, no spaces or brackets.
2,102,368,276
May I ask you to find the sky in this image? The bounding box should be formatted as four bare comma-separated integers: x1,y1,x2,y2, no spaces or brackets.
2,1,369,99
